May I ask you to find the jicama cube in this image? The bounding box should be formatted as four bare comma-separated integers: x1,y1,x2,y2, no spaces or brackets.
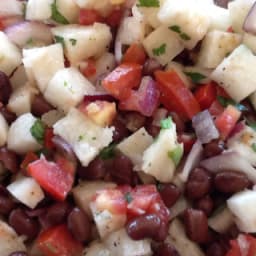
211,45,256,102
228,0,255,33
26,0,53,21
10,65,28,90
7,113,42,154
23,44,65,92
0,220,26,256
53,108,114,166
51,23,112,64
0,114,8,147
44,67,95,113
104,229,152,256
7,176,44,209
0,32,22,76
141,120,183,182
83,242,110,256
243,33,256,54
0,0,23,17
117,127,153,169
143,26,184,65
158,0,210,49
227,190,256,233
197,30,242,69
55,0,80,23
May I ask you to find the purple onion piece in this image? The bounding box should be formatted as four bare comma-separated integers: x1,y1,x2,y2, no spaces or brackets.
243,2,256,35
192,110,219,144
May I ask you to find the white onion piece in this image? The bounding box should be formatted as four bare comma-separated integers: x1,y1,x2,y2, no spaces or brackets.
192,110,219,144
200,151,256,183
237,234,250,256
5,21,53,48
243,2,256,35
179,140,203,182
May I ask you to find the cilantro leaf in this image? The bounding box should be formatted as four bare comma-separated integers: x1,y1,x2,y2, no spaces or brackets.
99,144,116,160
185,72,206,83
168,145,183,166
160,117,172,129
169,25,191,41
30,119,46,145
124,192,133,203
137,0,160,7
54,35,65,47
169,25,181,33
152,43,166,56
180,33,191,41
69,38,77,46
217,96,248,111
252,143,256,152
51,0,69,24
249,122,256,131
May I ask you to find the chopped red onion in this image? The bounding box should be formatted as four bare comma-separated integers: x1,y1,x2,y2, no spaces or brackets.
179,140,203,182
5,21,53,48
143,58,162,76
243,2,256,35
192,110,219,144
200,151,256,183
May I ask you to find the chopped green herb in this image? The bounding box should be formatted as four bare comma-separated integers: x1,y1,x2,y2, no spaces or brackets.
64,81,68,87
69,38,77,46
169,25,191,40
185,72,206,83
168,145,183,166
54,35,65,47
137,0,160,7
252,143,256,152
152,43,166,56
51,0,69,24
124,192,133,203
30,119,46,145
160,117,172,129
92,137,97,140
22,2,27,18
217,96,248,111
180,33,191,41
169,25,181,33
99,144,116,160
36,148,49,157
26,38,34,46
157,183,163,191
248,122,256,131
78,135,84,141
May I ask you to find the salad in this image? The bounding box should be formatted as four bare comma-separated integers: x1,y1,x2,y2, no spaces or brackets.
1,0,256,255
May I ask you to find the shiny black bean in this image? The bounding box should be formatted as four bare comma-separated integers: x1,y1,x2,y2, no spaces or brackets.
154,243,180,256
0,71,12,104
67,207,91,242
0,107,16,124
183,208,208,243
204,140,225,158
0,195,16,215
0,147,19,173
158,183,181,208
124,112,146,132
126,214,167,241
52,135,76,162
146,123,160,137
8,252,28,256
194,195,213,216
169,112,185,133
185,168,212,199
31,94,54,117
206,242,227,256
9,208,39,240
78,157,106,180
111,118,130,143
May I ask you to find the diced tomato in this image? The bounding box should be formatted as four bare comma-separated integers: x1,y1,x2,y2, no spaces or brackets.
102,63,142,100
227,26,234,33
106,8,123,27
27,158,74,201
37,224,83,256
194,82,217,110
126,185,169,223
122,44,147,65
79,9,104,25
226,235,256,256
21,152,39,171
178,133,196,154
155,70,201,120
216,85,230,98
215,105,241,140
93,188,127,215
44,128,55,150
54,154,76,176
80,59,97,78
209,100,224,116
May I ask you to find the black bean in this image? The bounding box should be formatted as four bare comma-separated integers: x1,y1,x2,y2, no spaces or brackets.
0,71,12,104
154,243,180,256
31,94,54,117
158,183,181,208
0,195,16,215
111,118,130,143
194,195,213,216
0,107,16,124
169,112,185,133
124,112,146,132
0,147,19,173
203,140,225,158
206,242,227,256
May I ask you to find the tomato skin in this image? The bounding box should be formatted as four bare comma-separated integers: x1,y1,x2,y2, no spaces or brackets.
102,63,142,100
209,100,224,116
106,8,123,27
215,105,241,140
79,9,104,25
27,158,74,201
80,59,96,78
44,128,55,150
37,224,83,256
194,82,217,110
20,152,39,171
155,70,201,120
122,44,147,65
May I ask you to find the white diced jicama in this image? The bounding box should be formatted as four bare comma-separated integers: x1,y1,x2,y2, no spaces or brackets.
243,33,256,54
211,45,256,102
7,176,44,209
0,0,23,17
0,114,8,147
7,113,42,154
26,0,53,21
10,65,28,90
83,242,110,256
56,0,80,23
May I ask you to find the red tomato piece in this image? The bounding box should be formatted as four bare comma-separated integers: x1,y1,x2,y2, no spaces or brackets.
155,70,201,120
80,59,97,78
27,158,74,201
209,100,225,117
215,105,241,140
122,44,147,65
178,133,196,154
79,9,104,25
102,63,142,100
20,152,39,171
93,188,127,215
106,8,123,27
37,224,83,256
44,128,55,150
194,82,217,110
